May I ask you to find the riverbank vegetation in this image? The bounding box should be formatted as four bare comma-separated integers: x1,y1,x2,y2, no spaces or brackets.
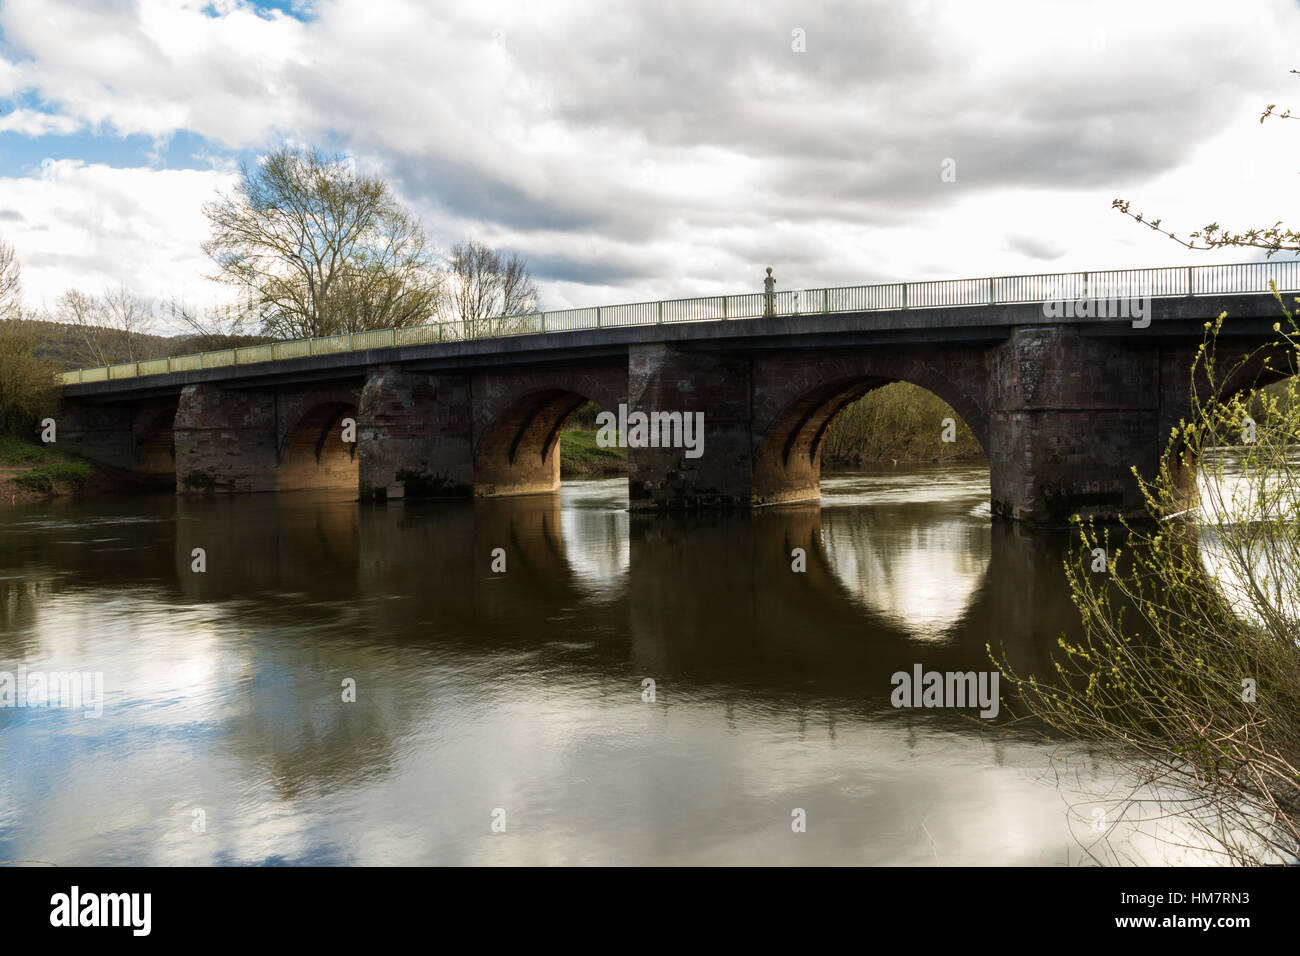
0,238,107,503
821,382,983,465
0,240,60,435
0,434,97,503
998,300,1300,865
1006,72,1300,865
557,385,985,477
559,430,628,477
0,148,545,374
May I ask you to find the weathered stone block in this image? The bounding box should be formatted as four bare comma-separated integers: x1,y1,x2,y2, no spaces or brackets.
627,343,752,510
174,384,278,493
358,366,472,500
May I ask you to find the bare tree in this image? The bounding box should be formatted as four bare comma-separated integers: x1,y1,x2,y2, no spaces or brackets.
202,146,443,339
0,236,59,433
165,294,265,353
440,240,540,339
0,238,20,322
56,287,157,367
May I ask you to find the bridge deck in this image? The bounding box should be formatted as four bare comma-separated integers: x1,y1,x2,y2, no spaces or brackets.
61,260,1300,399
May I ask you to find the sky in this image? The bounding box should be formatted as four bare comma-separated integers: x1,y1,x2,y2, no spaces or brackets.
0,0,1298,330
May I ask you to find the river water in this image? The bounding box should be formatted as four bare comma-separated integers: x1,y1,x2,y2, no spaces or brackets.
0,464,1201,865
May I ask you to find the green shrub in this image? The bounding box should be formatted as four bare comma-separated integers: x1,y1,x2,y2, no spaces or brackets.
10,462,92,493
0,433,53,465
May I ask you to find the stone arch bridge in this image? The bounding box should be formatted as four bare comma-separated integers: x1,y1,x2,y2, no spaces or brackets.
57,268,1297,527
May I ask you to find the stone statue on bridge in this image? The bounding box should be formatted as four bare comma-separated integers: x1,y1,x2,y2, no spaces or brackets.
763,266,775,317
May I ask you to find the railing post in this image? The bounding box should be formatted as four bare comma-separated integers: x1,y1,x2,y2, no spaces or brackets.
902,283,908,309
657,301,663,324
349,332,355,352
596,307,602,328
541,311,546,333
823,288,829,313
1188,265,1194,296
722,296,728,320
988,277,995,305
167,356,172,373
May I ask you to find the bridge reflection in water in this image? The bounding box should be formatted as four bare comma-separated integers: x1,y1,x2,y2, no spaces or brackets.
0,466,1218,865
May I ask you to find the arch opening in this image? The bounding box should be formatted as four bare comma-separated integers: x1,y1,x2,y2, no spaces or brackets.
134,405,178,477
754,377,988,506
1170,363,1300,520
277,401,359,492
1178,369,1300,642
475,390,625,497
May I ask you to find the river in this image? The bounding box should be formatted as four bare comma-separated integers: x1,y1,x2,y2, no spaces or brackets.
0,463,1205,865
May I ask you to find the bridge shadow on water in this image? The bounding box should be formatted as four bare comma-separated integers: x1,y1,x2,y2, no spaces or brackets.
0,476,1083,729
1,474,1182,864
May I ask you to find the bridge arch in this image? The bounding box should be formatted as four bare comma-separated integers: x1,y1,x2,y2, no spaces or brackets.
750,352,990,505
133,403,179,477
277,399,359,492
472,366,627,497
1155,346,1300,515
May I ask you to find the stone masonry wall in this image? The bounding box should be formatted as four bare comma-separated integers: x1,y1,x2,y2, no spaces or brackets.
357,365,473,500
174,384,279,493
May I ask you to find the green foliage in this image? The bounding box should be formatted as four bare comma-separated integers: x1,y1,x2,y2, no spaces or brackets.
564,401,603,432
0,433,55,465
10,461,92,492
821,381,983,465
997,290,1300,864
0,318,61,435
559,393,981,471
560,429,627,477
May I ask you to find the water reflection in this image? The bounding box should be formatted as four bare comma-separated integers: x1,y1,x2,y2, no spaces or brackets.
820,468,991,640
0,469,1200,864
1195,450,1300,629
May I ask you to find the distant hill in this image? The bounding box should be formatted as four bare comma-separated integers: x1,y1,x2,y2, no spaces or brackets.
27,319,179,370
25,319,266,371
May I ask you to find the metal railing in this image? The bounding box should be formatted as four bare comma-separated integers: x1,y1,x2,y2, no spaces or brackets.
59,260,1300,385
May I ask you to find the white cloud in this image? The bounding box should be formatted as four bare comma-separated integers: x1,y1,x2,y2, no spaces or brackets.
0,0,1297,313
0,107,82,136
0,160,234,312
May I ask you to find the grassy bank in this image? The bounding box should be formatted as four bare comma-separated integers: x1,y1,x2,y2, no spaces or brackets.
0,433,97,504
560,429,628,477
